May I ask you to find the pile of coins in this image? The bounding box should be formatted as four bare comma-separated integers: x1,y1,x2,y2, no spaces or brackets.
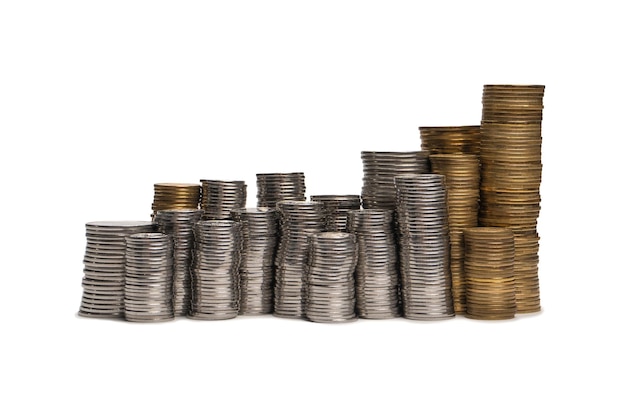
256,172,306,208
200,179,247,220
274,201,326,318
189,220,242,320
151,183,200,218
231,208,278,315
480,84,544,313
154,209,203,316
395,174,454,320
361,151,430,210
304,232,358,323
419,125,481,155
464,227,516,320
347,209,400,319
124,233,174,322
79,221,156,318
310,195,361,232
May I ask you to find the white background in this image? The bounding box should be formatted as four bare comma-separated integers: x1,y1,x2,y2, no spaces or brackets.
1,1,624,416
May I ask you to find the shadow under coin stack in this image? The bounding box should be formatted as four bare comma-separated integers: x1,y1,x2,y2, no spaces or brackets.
347,209,400,319
395,175,454,320
304,232,358,323
124,233,174,322
256,172,306,208
463,227,516,320
310,195,361,232
154,209,203,316
419,126,481,155
480,84,544,313
188,220,242,320
274,201,326,318
79,221,156,319
200,179,247,220
151,183,201,218
231,208,278,315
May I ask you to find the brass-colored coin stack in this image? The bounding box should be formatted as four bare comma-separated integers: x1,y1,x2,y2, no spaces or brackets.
310,195,361,232
151,183,201,218
464,227,516,320
480,84,544,313
419,126,481,155
429,154,480,314
200,179,247,220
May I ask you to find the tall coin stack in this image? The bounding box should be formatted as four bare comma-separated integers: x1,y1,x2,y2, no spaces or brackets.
310,194,361,231
124,233,174,322
274,201,326,318
151,183,201,218
304,232,358,323
419,126,481,155
79,221,156,319
231,208,278,315
347,209,401,319
464,227,516,320
154,209,204,316
188,220,242,320
200,179,247,220
256,172,306,208
361,151,431,210
395,175,455,320
429,154,480,314
480,84,544,313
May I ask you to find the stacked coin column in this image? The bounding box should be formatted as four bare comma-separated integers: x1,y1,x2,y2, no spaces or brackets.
274,201,326,318
231,208,278,315
419,126,482,155
256,172,306,208
151,183,201,218
304,232,358,323
154,209,204,316
200,179,247,220
347,209,401,319
480,84,544,313
395,174,455,320
310,195,361,232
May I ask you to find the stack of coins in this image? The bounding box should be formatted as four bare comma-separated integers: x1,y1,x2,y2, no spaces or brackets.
256,172,306,208
429,154,480,314
480,84,544,313
188,220,242,320
124,233,174,322
419,126,481,155
79,221,156,319
154,209,203,316
274,201,326,318
347,209,401,319
310,195,361,232
361,151,430,210
200,179,247,220
304,232,358,323
151,183,201,218
395,174,454,320
231,207,278,315
464,227,516,320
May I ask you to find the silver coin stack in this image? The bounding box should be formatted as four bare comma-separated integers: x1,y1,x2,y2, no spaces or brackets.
256,172,306,208
347,209,401,319
310,195,361,232
154,209,203,316
274,201,326,318
189,220,242,320
304,232,358,323
395,174,455,320
200,179,247,220
79,221,156,319
124,233,174,322
361,151,430,209
231,208,278,315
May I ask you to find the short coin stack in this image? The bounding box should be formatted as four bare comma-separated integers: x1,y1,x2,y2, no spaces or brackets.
200,179,247,220
151,183,201,218
124,233,174,322
231,208,278,315
79,221,156,319
274,201,326,318
304,232,358,323
395,174,454,320
347,209,400,319
188,220,242,320
310,194,361,232
419,125,481,155
256,172,306,208
464,227,516,320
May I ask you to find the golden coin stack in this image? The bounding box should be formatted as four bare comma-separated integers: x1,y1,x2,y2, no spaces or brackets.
480,84,544,313
464,227,516,320
429,154,480,314
419,126,481,155
151,183,201,218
